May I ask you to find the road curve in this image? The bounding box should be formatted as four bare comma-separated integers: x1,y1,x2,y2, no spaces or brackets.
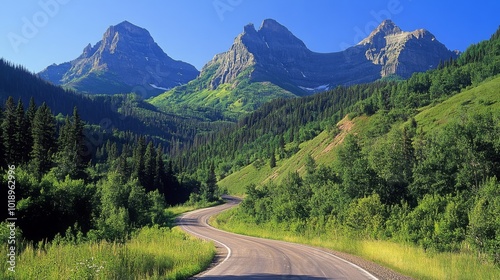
178,196,379,280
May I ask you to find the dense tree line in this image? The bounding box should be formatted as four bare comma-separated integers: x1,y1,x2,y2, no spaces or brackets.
241,110,500,264
0,100,218,242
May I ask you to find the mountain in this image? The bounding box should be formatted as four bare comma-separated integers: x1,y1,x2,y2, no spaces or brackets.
174,24,500,177
357,20,460,78
151,19,458,118
38,21,199,97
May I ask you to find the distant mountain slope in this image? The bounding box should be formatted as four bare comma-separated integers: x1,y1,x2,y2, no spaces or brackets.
219,75,500,194
38,21,199,97
151,19,458,119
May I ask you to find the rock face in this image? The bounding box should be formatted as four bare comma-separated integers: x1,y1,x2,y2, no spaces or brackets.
38,21,199,96
358,20,457,78
202,19,458,95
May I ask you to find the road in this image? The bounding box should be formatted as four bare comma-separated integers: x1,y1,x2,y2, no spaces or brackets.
178,196,379,280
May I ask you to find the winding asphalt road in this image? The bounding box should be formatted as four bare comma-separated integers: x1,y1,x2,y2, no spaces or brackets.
178,196,379,280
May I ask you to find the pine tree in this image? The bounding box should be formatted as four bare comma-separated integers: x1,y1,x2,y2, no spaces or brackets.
70,107,88,177
55,107,87,179
164,160,181,205
24,97,36,156
2,97,16,162
14,99,30,163
55,116,73,178
201,164,218,202
26,97,37,125
278,134,285,159
30,103,57,176
270,151,277,168
132,136,146,184
143,141,156,191
154,144,167,197
107,142,118,163
116,144,130,180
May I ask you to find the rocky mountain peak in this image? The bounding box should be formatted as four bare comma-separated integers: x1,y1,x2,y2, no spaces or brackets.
356,19,457,78
203,19,312,89
257,19,307,49
102,21,156,53
358,19,403,45
114,20,145,33
243,23,257,34
80,43,98,58
198,18,458,98
259,19,287,32
377,19,402,34
38,21,199,96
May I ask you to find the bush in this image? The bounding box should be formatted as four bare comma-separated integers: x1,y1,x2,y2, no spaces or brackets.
468,177,500,264
345,194,386,239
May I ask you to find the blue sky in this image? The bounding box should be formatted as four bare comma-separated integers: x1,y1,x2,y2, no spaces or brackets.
1,0,499,73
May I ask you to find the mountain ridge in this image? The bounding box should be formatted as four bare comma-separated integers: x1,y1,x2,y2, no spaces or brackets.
151,19,458,118
205,19,459,92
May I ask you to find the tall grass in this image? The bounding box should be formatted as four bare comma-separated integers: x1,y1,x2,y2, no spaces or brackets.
213,208,500,280
1,226,215,280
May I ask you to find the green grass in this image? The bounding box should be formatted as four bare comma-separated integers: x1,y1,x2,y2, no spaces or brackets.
219,116,356,194
414,75,500,132
1,226,214,280
0,203,221,280
212,208,500,280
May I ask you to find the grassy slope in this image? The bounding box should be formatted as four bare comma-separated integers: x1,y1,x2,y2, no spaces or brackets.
218,128,340,194
219,76,500,195
218,115,379,195
7,226,214,280
218,115,369,194
414,75,500,131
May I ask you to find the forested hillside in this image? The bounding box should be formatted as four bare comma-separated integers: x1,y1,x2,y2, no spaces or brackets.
0,59,215,154
202,26,500,270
